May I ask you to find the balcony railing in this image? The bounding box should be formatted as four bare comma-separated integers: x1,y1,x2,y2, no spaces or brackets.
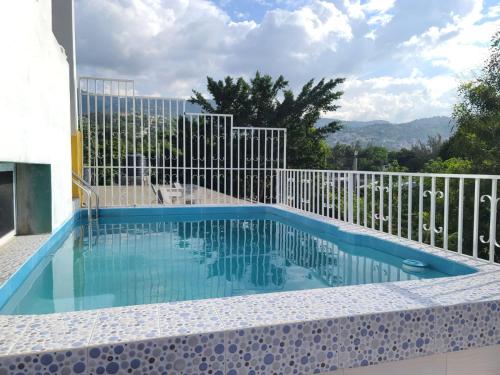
77,77,286,207
77,77,500,265
277,169,500,264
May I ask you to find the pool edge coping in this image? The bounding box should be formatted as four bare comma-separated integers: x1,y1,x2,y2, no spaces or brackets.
0,204,498,373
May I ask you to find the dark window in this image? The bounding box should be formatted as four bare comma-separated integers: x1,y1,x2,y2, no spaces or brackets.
0,171,14,238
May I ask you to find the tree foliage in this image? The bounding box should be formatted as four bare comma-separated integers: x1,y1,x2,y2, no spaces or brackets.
440,31,500,174
323,32,499,261
327,135,444,172
421,157,473,174
388,135,444,172
190,72,345,168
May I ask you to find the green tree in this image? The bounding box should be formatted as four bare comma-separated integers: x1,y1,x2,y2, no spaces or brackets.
357,146,389,171
441,31,500,174
328,143,409,171
190,72,345,168
389,135,444,172
327,143,356,170
421,157,473,174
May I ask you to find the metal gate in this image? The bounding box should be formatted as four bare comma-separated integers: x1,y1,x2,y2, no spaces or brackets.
77,77,286,207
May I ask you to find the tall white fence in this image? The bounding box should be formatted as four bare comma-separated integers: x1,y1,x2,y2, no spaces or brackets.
278,170,500,264
77,77,500,265
78,77,286,206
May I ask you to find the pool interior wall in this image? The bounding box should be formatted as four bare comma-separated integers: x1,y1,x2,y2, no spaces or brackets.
80,205,477,277
0,205,477,314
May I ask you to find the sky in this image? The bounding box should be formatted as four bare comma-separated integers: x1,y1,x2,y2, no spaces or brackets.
75,0,500,123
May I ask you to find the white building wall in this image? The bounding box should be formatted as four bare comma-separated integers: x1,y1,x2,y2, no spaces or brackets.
52,0,78,133
0,1,73,229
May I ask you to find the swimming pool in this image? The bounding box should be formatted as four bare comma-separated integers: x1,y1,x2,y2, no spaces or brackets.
0,206,476,315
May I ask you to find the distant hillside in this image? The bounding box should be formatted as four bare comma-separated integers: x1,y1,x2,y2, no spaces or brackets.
127,99,455,151
322,116,455,150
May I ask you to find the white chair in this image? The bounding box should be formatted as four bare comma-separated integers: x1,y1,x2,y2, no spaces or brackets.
156,187,173,204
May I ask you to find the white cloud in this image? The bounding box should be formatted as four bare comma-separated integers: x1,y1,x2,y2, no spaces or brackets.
400,0,500,76
488,4,500,17
76,0,352,95
76,0,245,94
343,0,364,19
75,0,500,122
272,1,352,43
230,0,353,70
343,0,395,36
364,30,377,40
332,74,458,122
343,0,395,20
367,13,393,26
363,0,396,14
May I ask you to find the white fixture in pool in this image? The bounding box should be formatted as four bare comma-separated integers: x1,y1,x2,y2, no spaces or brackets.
402,259,428,273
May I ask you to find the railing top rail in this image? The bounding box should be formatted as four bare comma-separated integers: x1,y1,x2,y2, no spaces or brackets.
283,169,500,180
80,92,185,102
185,112,233,117
79,76,135,83
233,126,287,131
132,95,185,101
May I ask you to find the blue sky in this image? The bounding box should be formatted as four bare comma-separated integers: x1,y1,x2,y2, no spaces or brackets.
75,0,500,122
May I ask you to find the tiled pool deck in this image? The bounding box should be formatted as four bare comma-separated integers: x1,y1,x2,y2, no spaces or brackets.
0,205,498,374
0,234,50,286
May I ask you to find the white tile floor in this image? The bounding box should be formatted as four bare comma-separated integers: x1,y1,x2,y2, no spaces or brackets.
322,345,500,375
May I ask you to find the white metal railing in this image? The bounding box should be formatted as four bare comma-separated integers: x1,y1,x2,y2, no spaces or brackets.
77,77,500,265
278,169,500,264
77,77,286,207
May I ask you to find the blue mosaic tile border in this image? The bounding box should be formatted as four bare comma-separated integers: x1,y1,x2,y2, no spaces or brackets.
87,332,225,375
338,308,436,368
0,348,87,375
0,301,497,374
225,319,340,375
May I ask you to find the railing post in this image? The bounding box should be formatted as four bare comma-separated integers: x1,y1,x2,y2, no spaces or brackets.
348,172,354,224
488,181,497,263
480,179,498,263
473,178,480,259
276,169,281,204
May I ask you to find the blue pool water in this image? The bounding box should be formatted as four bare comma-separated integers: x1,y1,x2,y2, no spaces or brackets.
0,207,475,314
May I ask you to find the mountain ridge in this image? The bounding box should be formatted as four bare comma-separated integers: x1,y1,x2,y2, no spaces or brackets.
321,116,455,150
183,101,455,151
